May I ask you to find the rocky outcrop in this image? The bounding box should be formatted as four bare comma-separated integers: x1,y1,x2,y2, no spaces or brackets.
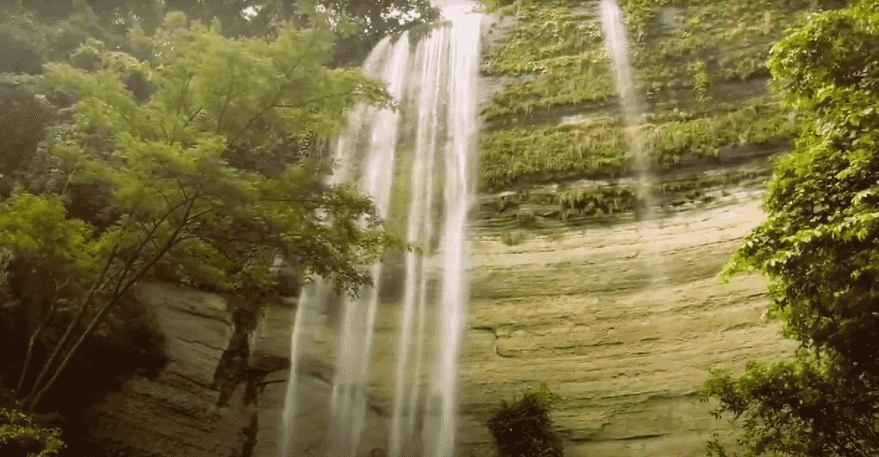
74,282,258,457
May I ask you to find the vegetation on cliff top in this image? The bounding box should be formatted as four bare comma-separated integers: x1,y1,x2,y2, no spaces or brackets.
706,0,879,454
482,0,817,120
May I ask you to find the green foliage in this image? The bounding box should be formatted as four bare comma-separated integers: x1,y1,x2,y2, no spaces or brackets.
482,54,615,121
483,2,605,75
481,0,815,123
689,60,710,103
1,0,129,67
0,408,65,456
616,0,819,38
705,355,879,456
480,117,626,190
31,10,395,290
318,0,439,37
500,229,525,246
481,1,613,120
708,2,879,455
622,0,814,87
1,10,399,413
0,189,98,282
481,0,516,13
723,0,879,366
486,384,564,457
0,83,48,194
480,99,798,190
558,184,637,219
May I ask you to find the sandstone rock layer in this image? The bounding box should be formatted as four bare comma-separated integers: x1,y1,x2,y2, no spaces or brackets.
458,184,797,457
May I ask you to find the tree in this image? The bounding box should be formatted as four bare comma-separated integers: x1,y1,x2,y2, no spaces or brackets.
14,0,439,66
1,10,397,413
705,1,879,455
321,0,439,66
486,384,565,457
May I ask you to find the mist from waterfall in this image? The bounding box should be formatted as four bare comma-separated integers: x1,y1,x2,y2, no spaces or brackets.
280,5,480,457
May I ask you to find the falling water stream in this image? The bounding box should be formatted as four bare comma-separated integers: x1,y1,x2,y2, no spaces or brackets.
281,4,480,457
600,0,667,284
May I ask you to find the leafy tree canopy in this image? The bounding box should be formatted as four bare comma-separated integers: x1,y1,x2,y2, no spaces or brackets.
1,9,399,412
13,0,439,66
706,1,879,455
25,10,395,291
0,408,65,456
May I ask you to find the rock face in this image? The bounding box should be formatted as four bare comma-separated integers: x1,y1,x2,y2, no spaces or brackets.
459,184,797,456
75,282,256,457
77,183,797,457
238,181,797,457
454,1,804,451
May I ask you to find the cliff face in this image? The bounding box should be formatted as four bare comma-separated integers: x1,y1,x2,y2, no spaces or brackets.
458,187,797,456
456,1,812,454
73,282,254,457
454,0,836,453
242,186,798,457
84,188,795,457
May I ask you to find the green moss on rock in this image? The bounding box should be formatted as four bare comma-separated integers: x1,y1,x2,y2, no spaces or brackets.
479,96,802,191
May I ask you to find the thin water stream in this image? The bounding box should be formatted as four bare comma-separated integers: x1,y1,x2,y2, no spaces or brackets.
600,0,668,284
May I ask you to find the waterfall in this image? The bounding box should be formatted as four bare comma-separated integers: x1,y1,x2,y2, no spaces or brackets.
600,0,666,283
280,5,480,457
600,0,648,209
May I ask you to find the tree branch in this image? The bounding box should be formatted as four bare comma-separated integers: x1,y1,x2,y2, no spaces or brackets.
176,72,195,117
15,275,63,397
26,188,202,411
21,243,119,409
274,89,367,110
216,73,237,135
23,189,199,409
227,34,317,146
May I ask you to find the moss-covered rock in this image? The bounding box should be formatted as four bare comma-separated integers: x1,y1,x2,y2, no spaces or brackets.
477,0,830,194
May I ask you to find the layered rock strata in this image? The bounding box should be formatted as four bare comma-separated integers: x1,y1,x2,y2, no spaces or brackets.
458,184,797,457
75,282,256,457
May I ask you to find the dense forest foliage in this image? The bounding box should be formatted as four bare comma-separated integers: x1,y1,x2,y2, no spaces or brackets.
0,0,435,454
705,0,879,455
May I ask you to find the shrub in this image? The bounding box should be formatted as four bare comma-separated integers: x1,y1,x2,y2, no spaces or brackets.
486,384,564,457
500,229,524,246
0,408,65,456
